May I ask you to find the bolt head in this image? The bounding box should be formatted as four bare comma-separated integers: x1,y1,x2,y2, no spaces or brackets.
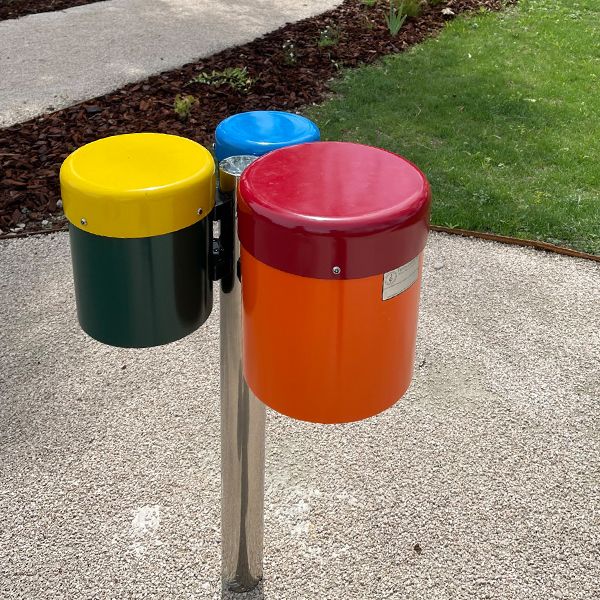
197,208,203,215
332,266,341,275
80,218,87,226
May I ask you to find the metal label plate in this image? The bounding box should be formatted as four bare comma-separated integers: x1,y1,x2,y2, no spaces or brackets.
382,255,420,300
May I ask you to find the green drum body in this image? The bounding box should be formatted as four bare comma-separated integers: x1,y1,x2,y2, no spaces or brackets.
69,221,212,347
60,133,216,348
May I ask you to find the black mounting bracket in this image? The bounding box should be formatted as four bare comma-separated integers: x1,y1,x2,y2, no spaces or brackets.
210,188,236,291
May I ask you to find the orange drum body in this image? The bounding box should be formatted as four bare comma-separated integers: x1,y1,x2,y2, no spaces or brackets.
242,249,423,423
238,142,430,424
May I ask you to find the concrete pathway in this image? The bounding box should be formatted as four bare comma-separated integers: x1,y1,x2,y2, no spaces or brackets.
0,0,342,127
1,231,598,599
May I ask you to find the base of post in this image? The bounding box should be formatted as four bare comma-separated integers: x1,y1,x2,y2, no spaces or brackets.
222,576,263,595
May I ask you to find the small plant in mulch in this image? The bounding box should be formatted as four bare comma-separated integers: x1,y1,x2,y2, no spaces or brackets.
318,25,340,48
386,1,408,36
188,67,253,92
402,0,425,17
361,14,376,30
360,0,378,7
173,94,198,121
282,39,298,66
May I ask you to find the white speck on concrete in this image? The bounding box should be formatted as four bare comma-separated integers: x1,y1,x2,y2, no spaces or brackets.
131,504,161,536
130,505,161,556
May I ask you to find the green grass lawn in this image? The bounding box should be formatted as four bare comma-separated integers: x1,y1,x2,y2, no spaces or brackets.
308,0,600,254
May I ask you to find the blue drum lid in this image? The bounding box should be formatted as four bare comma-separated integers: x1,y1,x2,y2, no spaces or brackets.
214,111,320,161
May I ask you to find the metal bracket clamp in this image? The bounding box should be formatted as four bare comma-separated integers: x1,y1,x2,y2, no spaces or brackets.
210,188,234,283
213,187,233,222
212,156,257,291
211,238,226,282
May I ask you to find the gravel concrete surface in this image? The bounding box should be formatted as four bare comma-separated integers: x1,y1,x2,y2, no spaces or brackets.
0,0,342,127
1,231,598,599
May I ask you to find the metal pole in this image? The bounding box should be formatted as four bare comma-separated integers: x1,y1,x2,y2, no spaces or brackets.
219,156,265,593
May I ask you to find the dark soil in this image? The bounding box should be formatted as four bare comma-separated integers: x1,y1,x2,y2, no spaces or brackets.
0,0,513,237
0,0,103,21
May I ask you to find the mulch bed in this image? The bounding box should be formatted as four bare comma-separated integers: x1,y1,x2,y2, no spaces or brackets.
0,0,512,238
0,0,103,21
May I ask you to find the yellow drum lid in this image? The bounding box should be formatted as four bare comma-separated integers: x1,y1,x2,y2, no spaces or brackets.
60,133,215,238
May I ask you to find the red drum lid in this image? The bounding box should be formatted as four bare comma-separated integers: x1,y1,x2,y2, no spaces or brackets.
238,141,430,279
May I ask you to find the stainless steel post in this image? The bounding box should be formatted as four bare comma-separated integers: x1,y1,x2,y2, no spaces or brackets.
218,156,265,593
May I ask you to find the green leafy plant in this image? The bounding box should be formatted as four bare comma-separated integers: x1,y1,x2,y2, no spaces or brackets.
385,1,408,36
173,94,198,120
361,0,378,7
188,67,253,92
318,25,340,48
402,0,423,17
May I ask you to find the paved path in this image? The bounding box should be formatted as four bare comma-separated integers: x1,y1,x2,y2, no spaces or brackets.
1,231,598,599
0,0,342,127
